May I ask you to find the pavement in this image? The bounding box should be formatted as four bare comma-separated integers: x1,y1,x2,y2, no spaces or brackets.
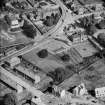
0,66,44,97
1,1,105,105
0,0,65,63
1,0,105,64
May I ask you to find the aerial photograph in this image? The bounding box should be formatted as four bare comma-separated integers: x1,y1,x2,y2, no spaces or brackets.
0,0,105,105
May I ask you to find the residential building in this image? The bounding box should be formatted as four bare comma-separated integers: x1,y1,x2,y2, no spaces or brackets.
68,31,87,43
9,57,21,68
39,2,60,19
10,19,20,29
73,83,88,96
5,15,21,32
95,87,105,98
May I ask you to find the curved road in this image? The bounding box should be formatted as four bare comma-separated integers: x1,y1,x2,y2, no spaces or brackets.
42,0,70,37
6,0,67,40
1,1,105,104
0,0,67,63
1,0,105,63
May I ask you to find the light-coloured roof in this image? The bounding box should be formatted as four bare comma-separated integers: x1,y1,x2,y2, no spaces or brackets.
74,41,98,57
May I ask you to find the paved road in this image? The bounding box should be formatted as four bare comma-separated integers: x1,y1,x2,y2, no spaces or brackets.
0,39,51,63
37,0,67,39
0,0,66,63
1,1,105,104
0,64,102,105
1,0,105,64
0,66,44,97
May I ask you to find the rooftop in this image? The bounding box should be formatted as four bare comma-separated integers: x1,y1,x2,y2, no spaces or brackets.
78,0,103,5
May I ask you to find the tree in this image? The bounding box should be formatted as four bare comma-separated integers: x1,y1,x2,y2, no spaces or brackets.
43,13,60,27
0,20,8,32
94,52,102,58
61,54,70,62
0,0,8,8
97,20,105,29
0,1,4,8
88,90,95,97
103,2,105,7
43,15,54,27
86,24,97,35
37,49,48,58
22,20,36,39
54,67,66,83
53,13,60,25
3,93,17,105
97,33,105,47
65,64,75,70
26,14,31,19
47,67,66,83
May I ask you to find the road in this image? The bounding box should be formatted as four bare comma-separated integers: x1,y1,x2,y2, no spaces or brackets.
0,0,66,64
22,15,42,36
0,66,44,97
0,66,102,105
1,1,105,104
0,38,51,64
1,0,105,64
47,0,105,39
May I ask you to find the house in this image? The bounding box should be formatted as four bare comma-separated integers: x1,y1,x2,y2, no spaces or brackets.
5,15,21,32
10,19,20,29
95,87,105,98
73,83,88,96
